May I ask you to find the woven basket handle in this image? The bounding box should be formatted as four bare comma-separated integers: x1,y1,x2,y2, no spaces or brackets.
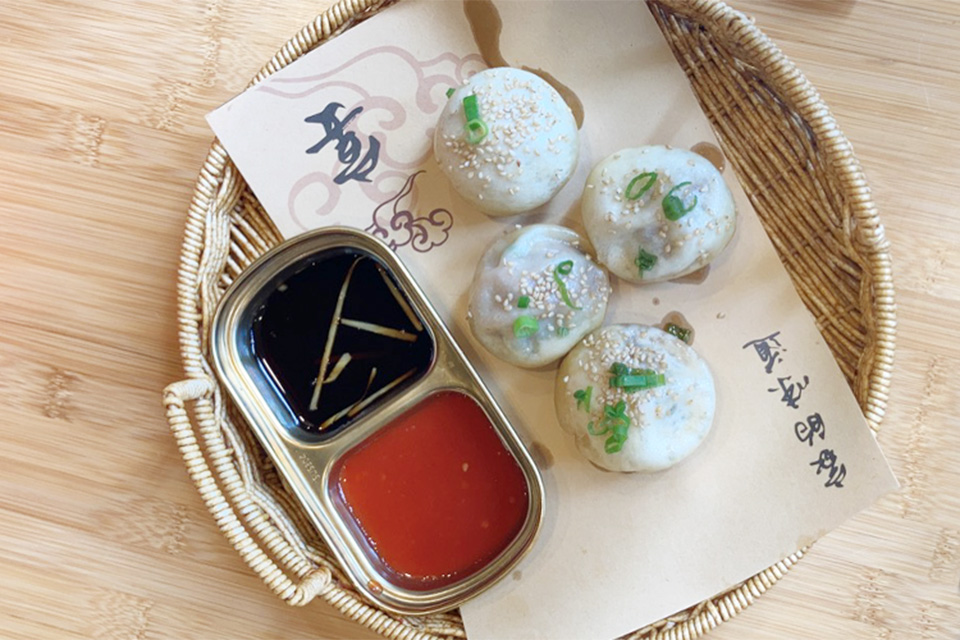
163,377,331,606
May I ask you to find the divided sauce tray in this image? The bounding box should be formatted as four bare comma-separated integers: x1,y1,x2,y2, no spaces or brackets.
209,226,545,615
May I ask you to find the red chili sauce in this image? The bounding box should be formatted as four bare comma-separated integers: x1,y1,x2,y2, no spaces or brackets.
333,391,529,590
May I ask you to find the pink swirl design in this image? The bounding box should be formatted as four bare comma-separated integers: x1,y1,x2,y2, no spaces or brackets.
263,47,483,113
288,171,340,232
366,171,452,252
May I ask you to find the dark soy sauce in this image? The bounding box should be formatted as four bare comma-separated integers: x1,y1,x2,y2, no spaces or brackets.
251,249,434,436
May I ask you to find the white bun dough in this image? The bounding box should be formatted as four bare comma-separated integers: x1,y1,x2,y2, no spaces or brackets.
581,146,736,284
555,324,715,472
434,68,579,217
468,225,610,368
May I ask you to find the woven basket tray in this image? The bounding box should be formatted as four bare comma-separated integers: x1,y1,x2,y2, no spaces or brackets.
162,0,896,637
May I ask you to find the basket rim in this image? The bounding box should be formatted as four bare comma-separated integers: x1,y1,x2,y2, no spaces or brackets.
168,0,896,639
655,0,895,434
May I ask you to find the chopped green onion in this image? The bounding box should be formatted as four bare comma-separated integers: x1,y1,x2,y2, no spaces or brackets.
462,94,488,144
662,181,697,220
610,373,666,390
556,326,570,337
610,371,651,387
609,362,629,376
463,94,479,117
608,362,666,391
517,295,530,309
587,400,631,453
513,315,539,338
625,171,658,200
606,400,627,417
552,261,581,310
446,87,455,98
462,94,480,120
635,247,658,276
605,424,630,454
573,386,593,412
465,120,488,144
665,322,691,343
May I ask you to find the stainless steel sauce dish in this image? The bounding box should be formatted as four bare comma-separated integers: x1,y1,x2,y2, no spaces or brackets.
209,227,544,615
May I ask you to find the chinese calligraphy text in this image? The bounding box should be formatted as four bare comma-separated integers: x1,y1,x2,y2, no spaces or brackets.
743,330,846,489
305,102,380,184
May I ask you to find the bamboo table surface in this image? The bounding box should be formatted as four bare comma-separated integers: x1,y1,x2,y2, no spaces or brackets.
2,0,959,638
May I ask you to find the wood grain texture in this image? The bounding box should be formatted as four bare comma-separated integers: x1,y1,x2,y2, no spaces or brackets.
1,0,958,638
